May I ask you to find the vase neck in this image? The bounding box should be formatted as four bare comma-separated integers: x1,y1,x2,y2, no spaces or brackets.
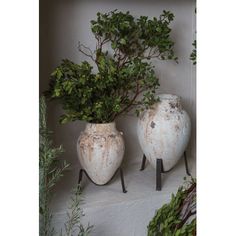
158,94,182,110
85,122,117,133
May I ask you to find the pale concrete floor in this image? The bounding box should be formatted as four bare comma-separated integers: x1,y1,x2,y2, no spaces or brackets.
51,157,196,236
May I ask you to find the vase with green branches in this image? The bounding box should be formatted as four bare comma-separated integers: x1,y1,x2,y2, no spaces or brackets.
46,10,177,185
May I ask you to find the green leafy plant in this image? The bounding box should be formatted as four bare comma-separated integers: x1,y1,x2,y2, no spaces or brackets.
147,178,196,236
46,10,177,124
39,96,93,236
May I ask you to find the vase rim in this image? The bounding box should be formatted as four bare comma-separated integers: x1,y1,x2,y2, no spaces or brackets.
85,122,117,133
87,121,116,125
158,94,180,100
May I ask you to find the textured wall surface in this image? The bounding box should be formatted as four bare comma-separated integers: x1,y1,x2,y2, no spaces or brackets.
40,0,196,168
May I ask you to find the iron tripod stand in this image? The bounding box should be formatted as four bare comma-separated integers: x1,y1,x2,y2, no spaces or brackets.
78,167,127,193
140,151,191,191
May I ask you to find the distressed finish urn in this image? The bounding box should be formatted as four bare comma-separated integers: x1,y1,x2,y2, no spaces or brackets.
77,122,125,185
137,94,191,171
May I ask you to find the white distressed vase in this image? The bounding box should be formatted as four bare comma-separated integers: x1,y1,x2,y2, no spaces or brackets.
77,122,125,185
137,94,191,171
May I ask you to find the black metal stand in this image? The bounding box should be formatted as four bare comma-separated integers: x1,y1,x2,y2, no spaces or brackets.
78,167,127,193
140,151,191,191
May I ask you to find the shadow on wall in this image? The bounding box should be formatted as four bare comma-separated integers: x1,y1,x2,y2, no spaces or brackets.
39,0,196,167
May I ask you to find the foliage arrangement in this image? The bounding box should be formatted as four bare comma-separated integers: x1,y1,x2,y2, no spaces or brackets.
46,10,177,124
147,178,196,236
39,96,92,236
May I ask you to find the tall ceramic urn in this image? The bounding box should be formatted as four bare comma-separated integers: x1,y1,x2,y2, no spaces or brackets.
77,122,125,185
137,94,191,171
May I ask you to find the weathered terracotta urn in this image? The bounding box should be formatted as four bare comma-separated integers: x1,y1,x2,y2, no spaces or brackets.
77,122,125,185
137,94,191,171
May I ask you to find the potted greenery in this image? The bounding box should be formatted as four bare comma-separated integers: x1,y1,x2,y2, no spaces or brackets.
46,10,177,185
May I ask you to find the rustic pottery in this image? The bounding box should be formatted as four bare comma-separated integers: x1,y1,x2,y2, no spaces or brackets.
77,122,125,185
137,94,191,171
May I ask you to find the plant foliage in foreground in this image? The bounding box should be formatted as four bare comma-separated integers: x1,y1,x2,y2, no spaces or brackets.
40,96,69,236
46,10,177,124
39,96,93,236
190,8,196,65
147,178,196,236
190,40,196,65
62,187,93,236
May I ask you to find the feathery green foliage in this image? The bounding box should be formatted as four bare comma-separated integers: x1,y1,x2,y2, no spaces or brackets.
39,96,93,236
40,96,69,236
62,187,93,236
46,10,177,124
147,178,196,236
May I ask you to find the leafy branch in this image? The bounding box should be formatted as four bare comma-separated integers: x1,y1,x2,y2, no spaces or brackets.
39,96,93,236
62,187,93,236
46,10,177,124
40,96,69,236
78,42,95,62
147,178,196,236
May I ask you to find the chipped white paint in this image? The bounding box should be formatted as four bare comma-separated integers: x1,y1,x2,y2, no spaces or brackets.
77,122,125,185
137,94,191,171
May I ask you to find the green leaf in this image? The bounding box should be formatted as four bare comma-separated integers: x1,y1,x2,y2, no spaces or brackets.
111,42,117,49
120,38,126,45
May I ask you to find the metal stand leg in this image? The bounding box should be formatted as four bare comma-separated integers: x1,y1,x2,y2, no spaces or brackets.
140,150,191,190
140,154,147,171
120,168,127,193
78,169,84,184
156,159,162,191
78,167,127,193
184,151,191,176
